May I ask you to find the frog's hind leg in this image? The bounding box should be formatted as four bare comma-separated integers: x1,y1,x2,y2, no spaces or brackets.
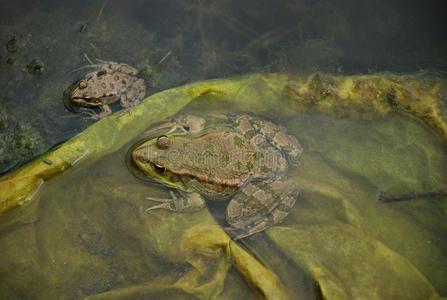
233,115,303,162
226,180,299,240
119,79,146,115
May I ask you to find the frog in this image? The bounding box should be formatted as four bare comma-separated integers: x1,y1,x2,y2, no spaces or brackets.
70,61,146,119
131,114,303,239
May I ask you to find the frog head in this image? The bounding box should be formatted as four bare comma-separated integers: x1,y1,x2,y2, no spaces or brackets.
70,77,116,108
132,135,192,192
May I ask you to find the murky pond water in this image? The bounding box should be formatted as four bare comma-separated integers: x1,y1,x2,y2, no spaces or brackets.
1,1,446,299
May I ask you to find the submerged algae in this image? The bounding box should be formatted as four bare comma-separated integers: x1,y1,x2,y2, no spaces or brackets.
284,72,447,140
0,106,44,173
0,73,446,299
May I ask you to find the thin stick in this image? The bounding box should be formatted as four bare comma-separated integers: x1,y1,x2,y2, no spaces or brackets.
96,0,109,22
157,50,172,66
379,189,447,203
83,53,94,65
89,42,99,52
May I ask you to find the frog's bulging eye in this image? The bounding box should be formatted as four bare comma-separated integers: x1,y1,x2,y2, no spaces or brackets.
79,81,88,89
155,135,170,149
154,163,166,174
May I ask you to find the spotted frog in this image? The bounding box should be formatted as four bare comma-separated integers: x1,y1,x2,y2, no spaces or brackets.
132,114,303,239
71,61,146,119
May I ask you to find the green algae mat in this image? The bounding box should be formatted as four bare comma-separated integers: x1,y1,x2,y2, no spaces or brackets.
0,73,446,299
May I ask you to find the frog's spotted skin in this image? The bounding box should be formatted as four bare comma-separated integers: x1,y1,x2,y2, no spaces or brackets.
132,114,302,239
71,61,146,119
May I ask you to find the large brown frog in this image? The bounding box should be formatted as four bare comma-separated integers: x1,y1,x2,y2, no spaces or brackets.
131,114,303,239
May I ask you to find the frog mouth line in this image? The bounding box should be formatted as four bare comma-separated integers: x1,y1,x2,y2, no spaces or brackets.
71,96,99,102
71,95,114,107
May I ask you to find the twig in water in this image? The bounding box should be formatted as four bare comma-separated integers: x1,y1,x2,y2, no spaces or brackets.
89,42,99,52
83,53,94,65
79,23,88,33
157,50,172,66
379,189,447,203
96,0,109,22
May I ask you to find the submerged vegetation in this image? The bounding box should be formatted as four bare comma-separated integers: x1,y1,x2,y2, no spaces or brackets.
0,106,44,172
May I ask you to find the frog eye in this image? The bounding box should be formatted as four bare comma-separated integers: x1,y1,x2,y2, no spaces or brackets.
154,163,166,174
79,80,88,89
155,135,170,149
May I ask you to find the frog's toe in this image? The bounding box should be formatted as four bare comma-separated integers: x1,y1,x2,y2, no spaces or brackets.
119,107,134,117
82,115,100,121
80,109,100,120
224,227,253,240
173,115,206,134
145,191,206,213
145,202,175,212
146,192,174,203
226,216,274,240
226,209,288,240
145,191,177,211
119,108,130,116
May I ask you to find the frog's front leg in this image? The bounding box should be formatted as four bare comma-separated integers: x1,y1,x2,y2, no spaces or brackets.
79,104,112,120
98,104,113,119
162,113,234,134
226,180,299,239
150,114,208,135
79,107,100,120
146,191,206,213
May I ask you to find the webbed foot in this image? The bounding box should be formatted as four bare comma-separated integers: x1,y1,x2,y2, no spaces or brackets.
119,107,134,117
146,191,206,213
79,108,100,120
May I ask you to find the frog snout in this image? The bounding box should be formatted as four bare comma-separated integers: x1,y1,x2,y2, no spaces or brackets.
132,146,148,162
133,144,160,163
